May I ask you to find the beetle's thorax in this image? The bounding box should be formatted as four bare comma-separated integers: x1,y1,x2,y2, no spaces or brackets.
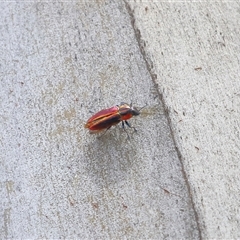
118,103,140,120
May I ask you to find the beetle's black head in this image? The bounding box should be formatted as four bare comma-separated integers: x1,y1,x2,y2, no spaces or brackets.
131,106,140,116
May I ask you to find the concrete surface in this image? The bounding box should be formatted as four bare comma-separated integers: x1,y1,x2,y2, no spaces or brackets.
126,1,240,239
0,1,239,239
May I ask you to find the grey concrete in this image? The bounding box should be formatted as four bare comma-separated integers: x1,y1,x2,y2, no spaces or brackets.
126,1,240,239
1,1,239,239
0,1,199,239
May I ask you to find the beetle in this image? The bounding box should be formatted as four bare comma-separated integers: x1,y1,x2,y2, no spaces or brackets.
84,102,141,137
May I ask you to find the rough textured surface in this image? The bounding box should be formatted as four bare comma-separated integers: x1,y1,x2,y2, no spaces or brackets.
0,1,200,239
126,1,240,239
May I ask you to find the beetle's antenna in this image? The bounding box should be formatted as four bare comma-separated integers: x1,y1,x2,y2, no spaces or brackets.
138,104,147,112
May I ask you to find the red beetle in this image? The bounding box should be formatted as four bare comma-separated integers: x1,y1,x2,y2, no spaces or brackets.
84,102,140,137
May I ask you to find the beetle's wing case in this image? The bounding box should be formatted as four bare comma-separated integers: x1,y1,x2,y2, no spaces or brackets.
86,106,119,123
85,105,120,131
88,113,121,131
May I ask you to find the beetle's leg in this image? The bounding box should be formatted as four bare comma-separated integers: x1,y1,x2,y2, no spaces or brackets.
122,121,130,140
125,120,137,132
97,127,111,139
